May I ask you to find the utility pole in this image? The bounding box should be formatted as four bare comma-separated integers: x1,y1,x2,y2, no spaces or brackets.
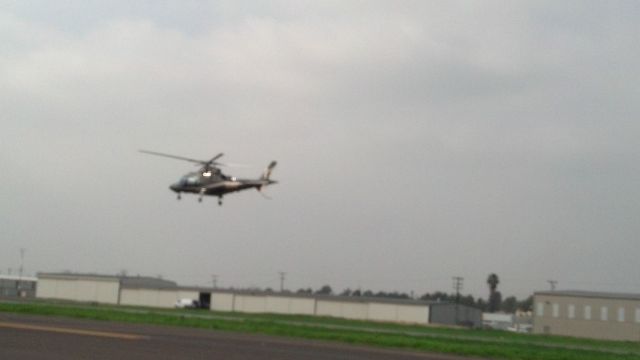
453,276,464,325
278,271,286,292
547,280,557,291
212,274,218,289
19,248,25,279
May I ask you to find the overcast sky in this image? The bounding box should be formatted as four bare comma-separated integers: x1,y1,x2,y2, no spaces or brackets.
2,1,639,299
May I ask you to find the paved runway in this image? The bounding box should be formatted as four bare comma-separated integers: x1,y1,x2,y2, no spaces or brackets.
0,313,479,360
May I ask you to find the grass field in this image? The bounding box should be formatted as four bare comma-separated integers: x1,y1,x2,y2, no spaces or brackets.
2,300,639,360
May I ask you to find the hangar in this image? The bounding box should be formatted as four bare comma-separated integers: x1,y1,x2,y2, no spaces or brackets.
36,272,481,327
534,290,640,341
209,290,480,326
36,273,211,308
0,274,37,298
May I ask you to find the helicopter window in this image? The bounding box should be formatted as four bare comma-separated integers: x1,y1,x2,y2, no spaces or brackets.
180,175,199,186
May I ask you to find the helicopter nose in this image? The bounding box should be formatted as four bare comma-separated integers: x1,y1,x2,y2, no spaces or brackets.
169,184,179,192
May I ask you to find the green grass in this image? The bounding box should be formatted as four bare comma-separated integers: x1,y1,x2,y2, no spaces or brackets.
2,300,639,360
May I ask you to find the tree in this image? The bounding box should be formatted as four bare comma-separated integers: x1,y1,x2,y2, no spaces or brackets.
460,295,476,308
487,273,499,292
340,288,352,296
315,285,332,295
501,296,517,313
476,298,487,312
486,273,501,312
517,295,533,312
489,291,502,312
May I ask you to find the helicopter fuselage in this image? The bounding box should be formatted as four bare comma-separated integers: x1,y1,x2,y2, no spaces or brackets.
169,172,273,197
140,149,277,205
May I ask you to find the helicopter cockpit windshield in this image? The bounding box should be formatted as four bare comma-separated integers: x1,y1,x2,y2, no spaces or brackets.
179,173,200,186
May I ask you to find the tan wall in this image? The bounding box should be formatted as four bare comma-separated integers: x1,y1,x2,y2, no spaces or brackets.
212,293,235,311
315,299,342,317
314,300,428,324
35,278,57,299
35,279,431,326
341,301,370,320
265,296,290,314
316,300,368,320
289,297,315,315
211,293,315,315
369,303,398,322
398,304,429,324
120,288,198,308
534,294,640,341
234,294,267,313
36,277,119,304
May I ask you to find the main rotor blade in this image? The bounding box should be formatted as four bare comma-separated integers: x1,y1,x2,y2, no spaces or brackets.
216,162,252,168
208,153,224,164
139,150,206,164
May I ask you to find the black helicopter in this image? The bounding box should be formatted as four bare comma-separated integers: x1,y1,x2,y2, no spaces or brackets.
140,150,277,205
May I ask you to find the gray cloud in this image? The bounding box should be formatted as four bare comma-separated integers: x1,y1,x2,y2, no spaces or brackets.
1,1,639,298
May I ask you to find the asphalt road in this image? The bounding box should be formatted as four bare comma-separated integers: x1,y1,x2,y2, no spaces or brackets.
0,313,482,360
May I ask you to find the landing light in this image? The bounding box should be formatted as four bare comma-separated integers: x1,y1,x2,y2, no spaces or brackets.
203,171,212,177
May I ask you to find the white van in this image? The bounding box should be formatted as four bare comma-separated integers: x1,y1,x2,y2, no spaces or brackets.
175,298,199,309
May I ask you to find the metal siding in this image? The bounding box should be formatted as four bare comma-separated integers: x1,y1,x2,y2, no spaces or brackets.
534,294,640,341
431,304,456,325
265,296,290,314
289,298,315,315
56,279,77,299
178,291,199,301
120,288,194,308
211,293,234,311
156,290,179,307
368,303,398,322
341,302,369,320
35,278,57,299
316,300,369,320
315,300,343,318
119,288,140,306
397,304,429,324
75,280,97,302
95,281,120,304
235,295,267,313
36,277,119,304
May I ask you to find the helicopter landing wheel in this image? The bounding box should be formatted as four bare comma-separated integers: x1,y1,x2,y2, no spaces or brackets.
218,197,223,206
177,193,181,200
198,197,203,203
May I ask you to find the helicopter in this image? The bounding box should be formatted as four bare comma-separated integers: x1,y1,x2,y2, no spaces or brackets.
140,150,277,205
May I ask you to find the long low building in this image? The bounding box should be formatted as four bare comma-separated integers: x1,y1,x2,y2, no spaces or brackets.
534,290,640,341
36,272,481,327
0,275,38,298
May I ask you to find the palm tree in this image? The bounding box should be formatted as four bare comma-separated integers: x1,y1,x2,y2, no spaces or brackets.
487,273,499,292
487,273,501,312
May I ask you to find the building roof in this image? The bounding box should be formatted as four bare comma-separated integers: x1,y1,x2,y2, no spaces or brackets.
37,272,177,289
534,290,640,301
121,276,177,289
0,275,38,282
206,288,478,308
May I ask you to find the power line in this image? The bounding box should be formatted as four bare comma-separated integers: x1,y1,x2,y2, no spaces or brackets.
278,271,286,292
